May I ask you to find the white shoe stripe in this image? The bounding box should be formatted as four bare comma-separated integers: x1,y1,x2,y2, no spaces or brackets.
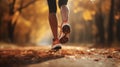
52,44,62,49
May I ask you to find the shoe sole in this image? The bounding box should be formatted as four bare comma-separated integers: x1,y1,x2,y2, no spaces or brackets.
59,25,70,44
52,46,62,51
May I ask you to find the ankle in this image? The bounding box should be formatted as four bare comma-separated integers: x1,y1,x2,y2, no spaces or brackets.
53,38,59,41
63,20,68,23
53,38,59,45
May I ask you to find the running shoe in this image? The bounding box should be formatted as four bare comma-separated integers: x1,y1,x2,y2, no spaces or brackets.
52,38,62,50
59,23,71,44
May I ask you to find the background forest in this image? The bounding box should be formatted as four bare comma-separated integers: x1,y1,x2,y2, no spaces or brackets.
0,0,120,47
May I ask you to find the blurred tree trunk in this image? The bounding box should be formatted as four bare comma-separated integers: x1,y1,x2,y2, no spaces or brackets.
115,0,120,42
0,11,3,32
70,21,75,43
8,0,16,42
7,0,37,42
107,0,115,44
116,18,120,41
95,0,105,44
0,15,2,41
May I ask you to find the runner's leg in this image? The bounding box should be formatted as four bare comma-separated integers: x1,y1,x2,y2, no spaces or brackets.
59,0,69,23
47,0,58,40
47,0,62,50
58,0,71,44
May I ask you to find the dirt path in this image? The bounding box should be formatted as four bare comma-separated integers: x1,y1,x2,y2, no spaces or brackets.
0,46,120,67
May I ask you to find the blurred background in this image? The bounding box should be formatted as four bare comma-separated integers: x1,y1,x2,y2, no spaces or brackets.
0,0,120,47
